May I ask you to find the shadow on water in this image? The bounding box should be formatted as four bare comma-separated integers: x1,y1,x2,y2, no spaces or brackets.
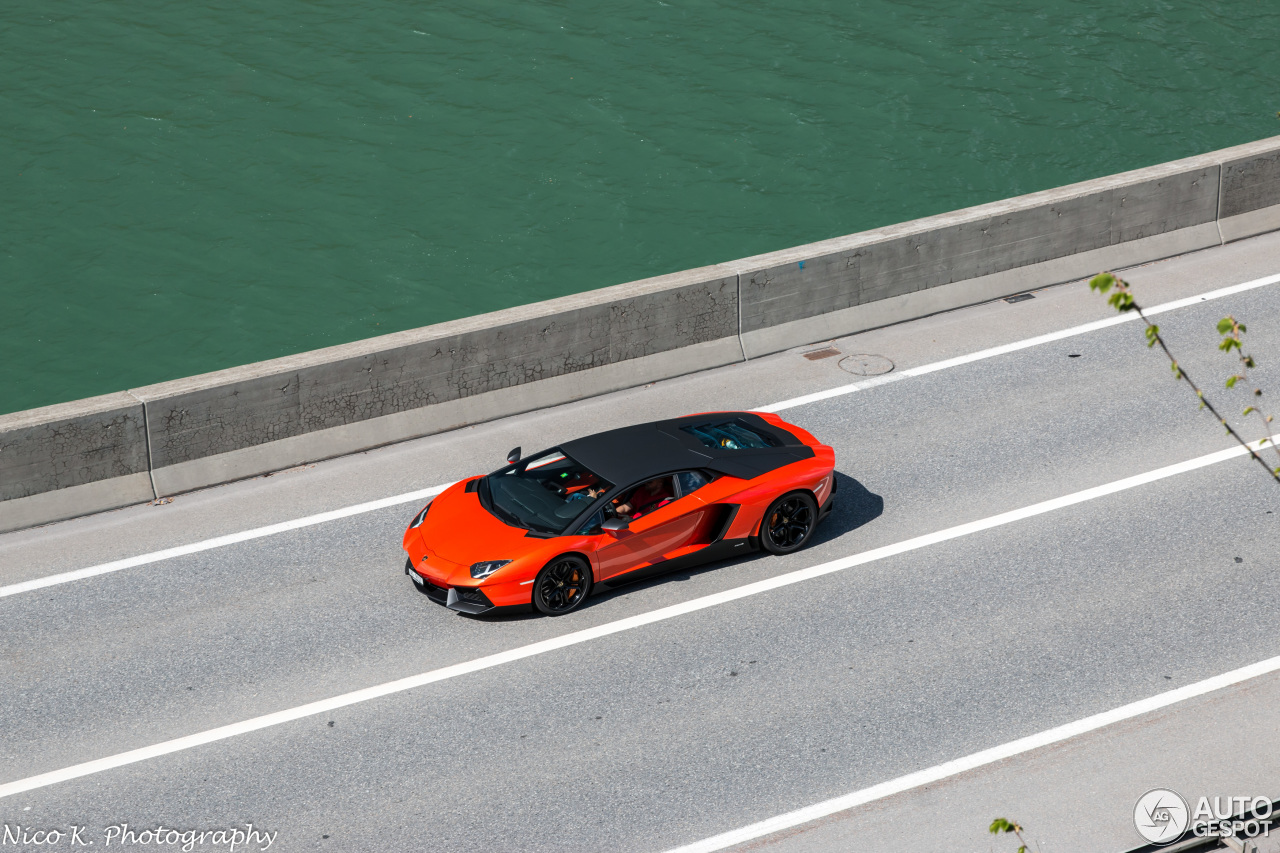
441,470,883,621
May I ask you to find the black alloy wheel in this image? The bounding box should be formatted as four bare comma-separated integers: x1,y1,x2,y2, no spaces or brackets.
533,555,593,615
761,492,818,555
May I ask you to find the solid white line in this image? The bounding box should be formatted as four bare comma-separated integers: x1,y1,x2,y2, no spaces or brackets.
660,651,1280,853
5,270,1277,601
759,272,1280,412
0,484,452,600
1,434,1272,801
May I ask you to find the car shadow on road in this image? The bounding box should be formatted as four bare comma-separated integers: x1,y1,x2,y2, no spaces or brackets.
808,470,884,548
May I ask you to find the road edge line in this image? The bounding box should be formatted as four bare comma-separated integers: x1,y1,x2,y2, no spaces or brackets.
759,271,1280,412
0,484,452,599
659,652,1280,853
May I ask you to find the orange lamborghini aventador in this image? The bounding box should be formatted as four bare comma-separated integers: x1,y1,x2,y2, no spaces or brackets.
402,411,836,616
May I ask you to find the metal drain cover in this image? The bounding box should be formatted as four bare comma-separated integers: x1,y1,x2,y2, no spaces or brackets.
838,354,895,376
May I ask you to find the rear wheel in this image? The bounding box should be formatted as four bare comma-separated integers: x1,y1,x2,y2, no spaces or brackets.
761,492,818,555
533,555,593,615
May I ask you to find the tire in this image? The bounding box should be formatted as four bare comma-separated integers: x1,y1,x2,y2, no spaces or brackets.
532,555,593,615
760,492,818,555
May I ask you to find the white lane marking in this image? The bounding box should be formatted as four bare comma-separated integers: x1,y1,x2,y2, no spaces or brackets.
759,272,1280,412
5,270,1278,600
0,484,452,600
660,652,1280,853
1,434,1272,801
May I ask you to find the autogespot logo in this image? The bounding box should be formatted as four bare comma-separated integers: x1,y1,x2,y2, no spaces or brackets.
1135,788,1190,844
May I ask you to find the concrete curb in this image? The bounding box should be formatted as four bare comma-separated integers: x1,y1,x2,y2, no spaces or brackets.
4,135,1280,534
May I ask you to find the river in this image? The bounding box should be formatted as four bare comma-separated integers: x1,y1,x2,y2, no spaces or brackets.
2,0,1276,413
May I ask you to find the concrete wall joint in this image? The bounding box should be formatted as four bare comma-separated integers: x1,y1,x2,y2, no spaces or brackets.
126,390,160,502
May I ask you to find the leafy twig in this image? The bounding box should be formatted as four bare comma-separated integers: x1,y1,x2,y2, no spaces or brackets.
1089,273,1279,483
1218,315,1278,462
990,817,1034,853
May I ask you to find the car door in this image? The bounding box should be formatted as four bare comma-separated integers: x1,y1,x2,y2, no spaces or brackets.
595,473,711,581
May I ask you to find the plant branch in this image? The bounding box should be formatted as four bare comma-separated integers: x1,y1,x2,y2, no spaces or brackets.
1090,274,1280,483
989,818,1034,853
1219,315,1280,465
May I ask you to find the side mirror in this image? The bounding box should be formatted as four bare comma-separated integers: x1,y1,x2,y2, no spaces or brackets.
601,517,630,536
507,447,521,464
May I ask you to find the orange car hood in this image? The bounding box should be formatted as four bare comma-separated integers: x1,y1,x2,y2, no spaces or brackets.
419,481,537,565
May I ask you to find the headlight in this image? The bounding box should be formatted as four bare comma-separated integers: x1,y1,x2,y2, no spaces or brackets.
470,560,511,580
409,503,431,528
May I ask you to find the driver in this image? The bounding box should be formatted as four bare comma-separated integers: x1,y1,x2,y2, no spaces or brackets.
613,477,674,519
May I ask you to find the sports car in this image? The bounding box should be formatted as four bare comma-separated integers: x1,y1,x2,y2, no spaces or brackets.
402,411,836,615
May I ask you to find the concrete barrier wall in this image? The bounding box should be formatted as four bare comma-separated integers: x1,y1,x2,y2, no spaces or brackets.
0,393,154,532
734,157,1222,356
132,266,740,494
1219,145,1280,241
4,134,1280,533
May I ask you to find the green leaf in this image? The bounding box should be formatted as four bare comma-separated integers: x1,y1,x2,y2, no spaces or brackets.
1227,376,1238,388
1245,357,1256,368
1244,406,1255,416
990,818,1019,835
1089,273,1115,293
1218,318,1234,334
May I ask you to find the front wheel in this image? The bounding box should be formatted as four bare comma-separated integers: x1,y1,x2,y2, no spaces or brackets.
761,492,818,555
532,555,593,615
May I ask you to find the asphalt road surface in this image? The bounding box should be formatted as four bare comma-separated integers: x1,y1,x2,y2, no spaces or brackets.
3,232,1279,853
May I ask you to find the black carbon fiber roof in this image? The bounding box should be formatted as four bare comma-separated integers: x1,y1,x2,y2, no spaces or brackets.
558,412,814,486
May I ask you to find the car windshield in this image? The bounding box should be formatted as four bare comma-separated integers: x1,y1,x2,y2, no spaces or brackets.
681,419,781,450
484,449,614,534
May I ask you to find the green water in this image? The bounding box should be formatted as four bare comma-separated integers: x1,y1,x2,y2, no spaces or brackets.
2,1,1277,415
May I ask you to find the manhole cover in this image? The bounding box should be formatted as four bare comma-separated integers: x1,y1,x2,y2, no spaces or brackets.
838,354,895,376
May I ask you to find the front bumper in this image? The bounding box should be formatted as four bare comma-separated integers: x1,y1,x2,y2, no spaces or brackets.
404,557,504,615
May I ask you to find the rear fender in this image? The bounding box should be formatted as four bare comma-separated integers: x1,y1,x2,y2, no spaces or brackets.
728,470,828,538
747,488,821,537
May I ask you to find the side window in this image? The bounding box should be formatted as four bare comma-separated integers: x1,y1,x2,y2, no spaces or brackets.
675,470,709,497
613,476,676,519
576,509,604,535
